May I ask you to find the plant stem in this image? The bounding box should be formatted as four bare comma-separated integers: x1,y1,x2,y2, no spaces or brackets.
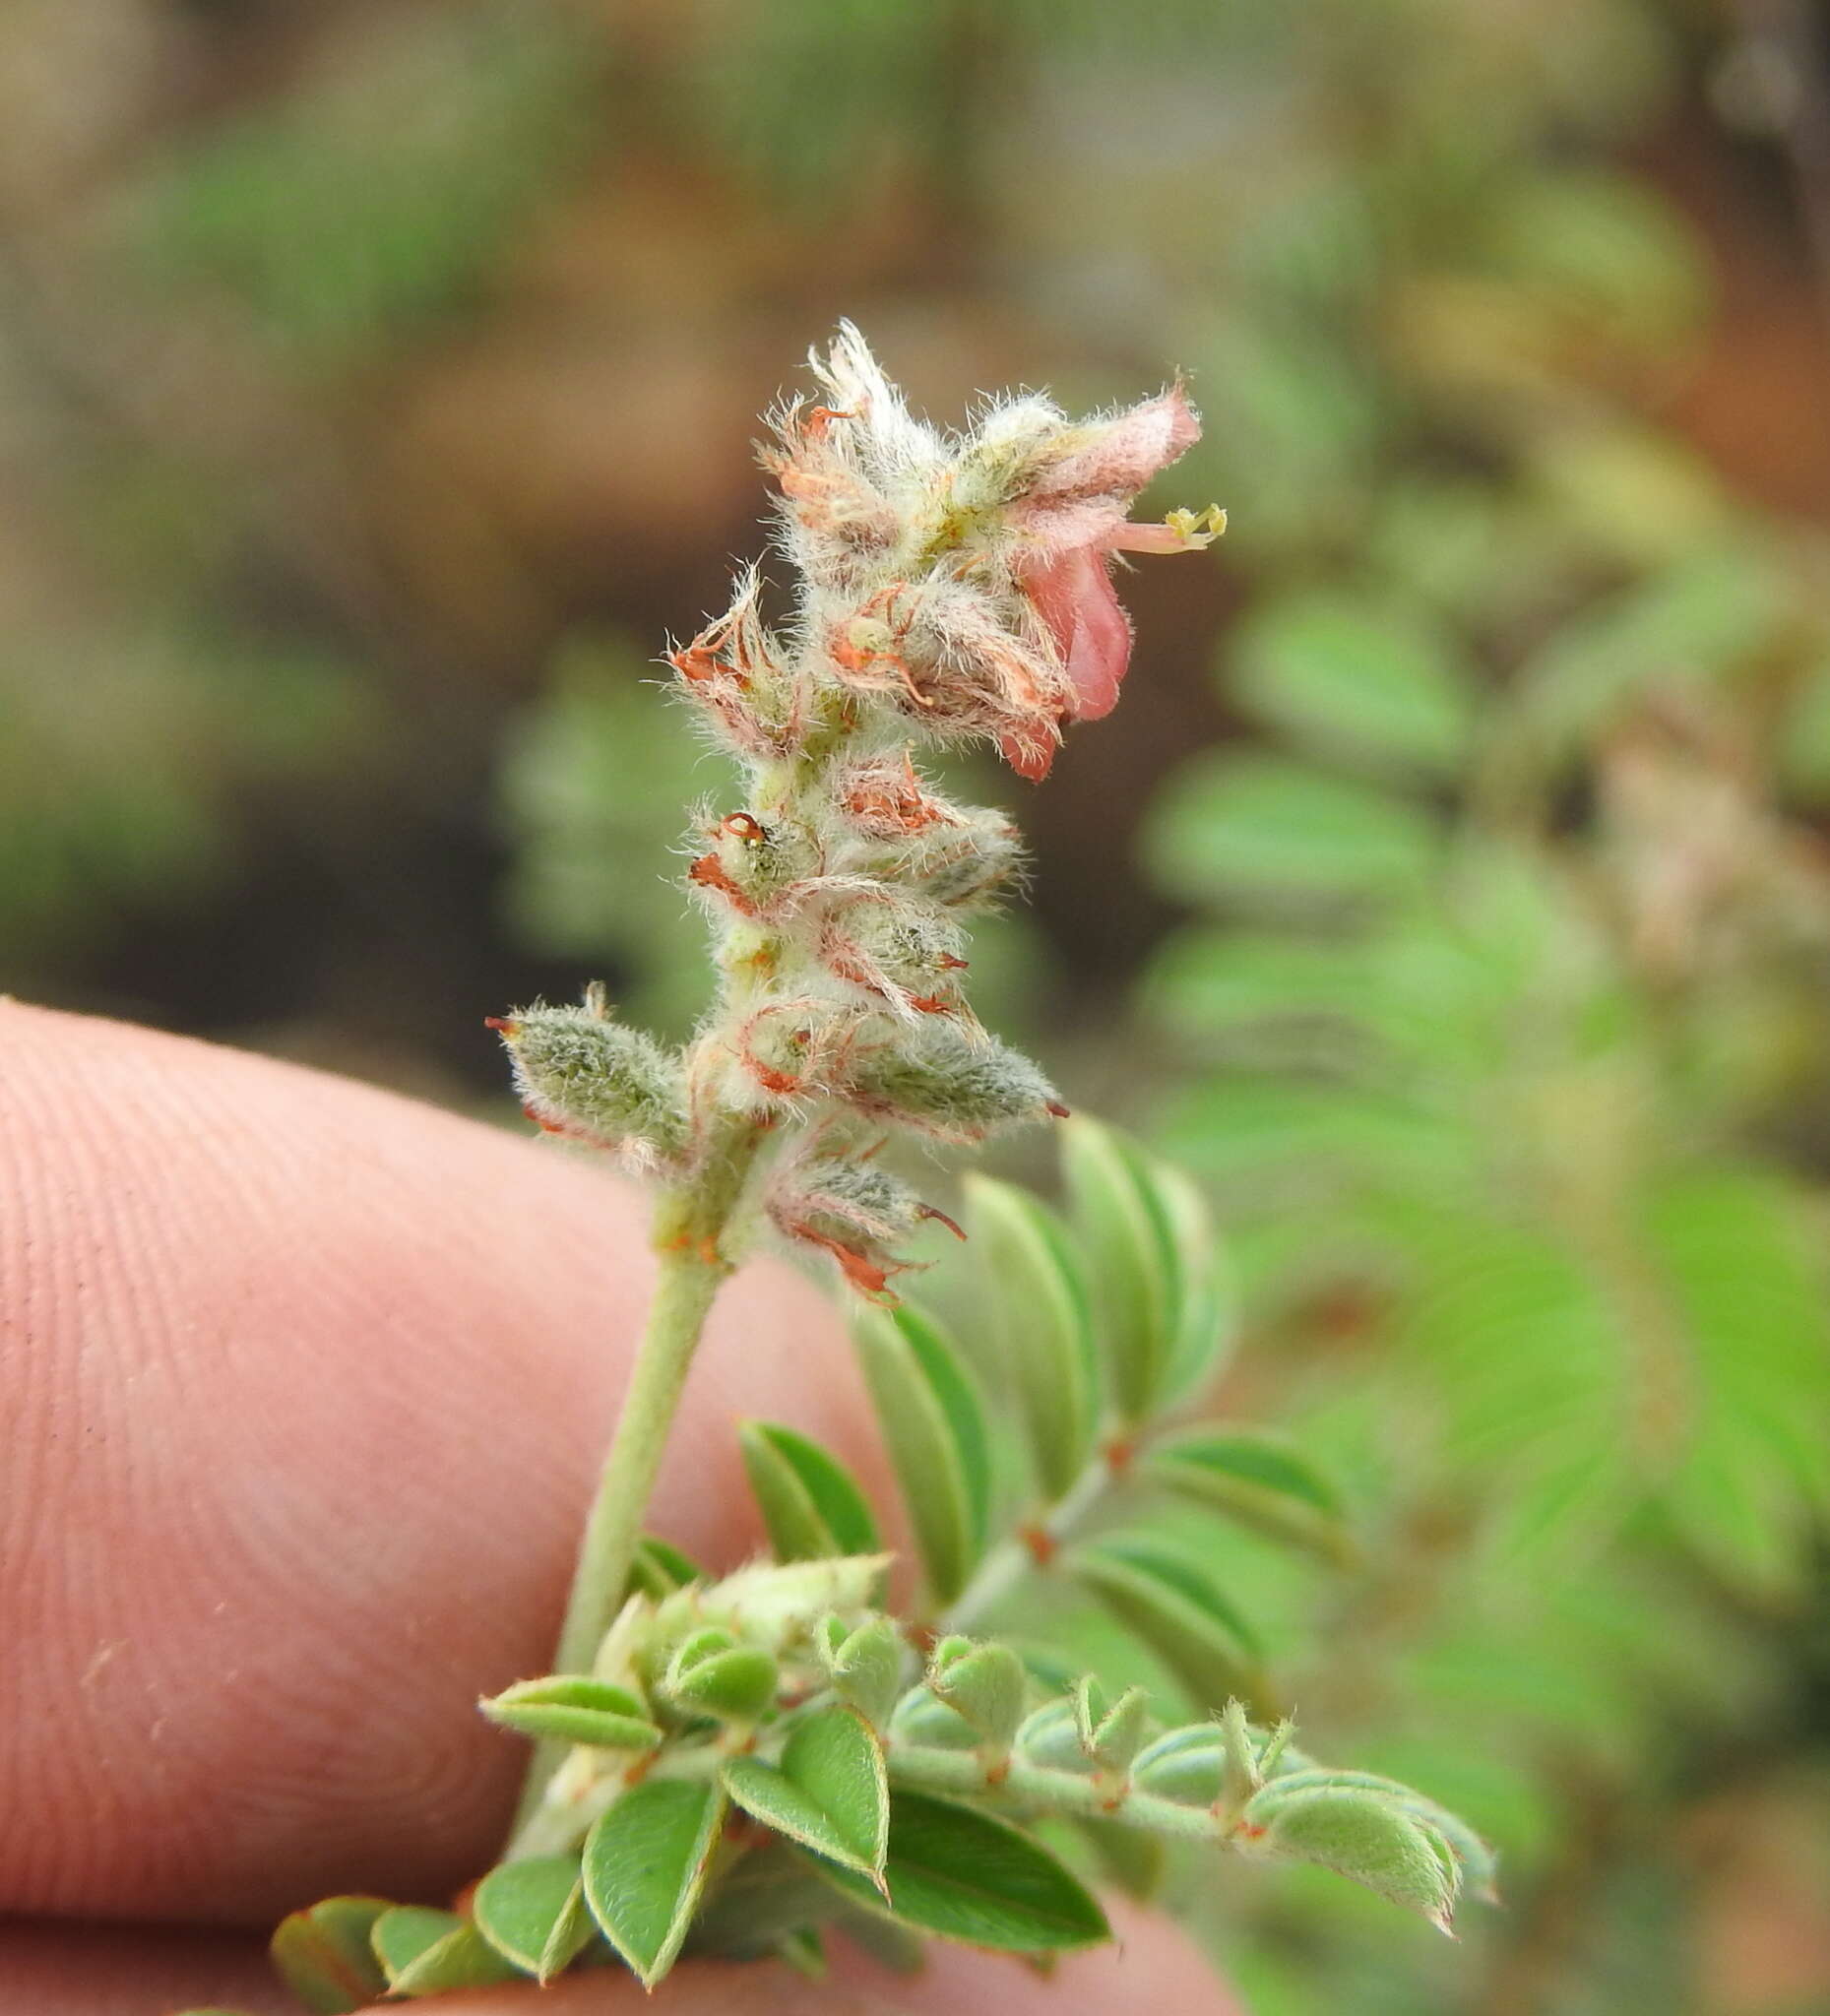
509,1123,765,1839
942,1443,1126,1634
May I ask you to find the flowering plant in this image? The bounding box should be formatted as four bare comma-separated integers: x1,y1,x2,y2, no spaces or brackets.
250,328,1483,2009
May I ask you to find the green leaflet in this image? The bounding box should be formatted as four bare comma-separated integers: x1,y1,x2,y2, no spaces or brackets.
1142,1427,1353,1562
582,1778,728,1988
471,1855,596,1982
269,1894,392,2014
851,1301,990,1605
369,1908,518,1997
797,1791,1110,1953
723,1704,890,1883
1254,1767,1499,1901
480,1674,662,1750
1238,1784,1460,1933
738,1419,882,1561
1069,1537,1265,1713
962,1173,1098,1498
1061,1117,1184,1425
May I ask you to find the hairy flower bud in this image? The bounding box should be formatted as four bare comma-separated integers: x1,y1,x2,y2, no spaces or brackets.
490,991,689,1171
843,1024,1064,1145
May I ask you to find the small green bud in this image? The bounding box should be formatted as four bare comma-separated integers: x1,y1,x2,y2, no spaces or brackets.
492,996,689,1166
663,1633,780,1722
1015,1695,1097,1775
674,1555,890,1655
845,1024,1063,1145
1131,1725,1226,1804
889,1685,980,1750
1075,1678,1151,1771
481,1676,662,1751
929,1640,1028,1750
820,1613,905,1729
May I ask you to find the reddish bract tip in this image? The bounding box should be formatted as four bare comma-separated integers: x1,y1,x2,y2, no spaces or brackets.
483,1016,519,1035
1045,1100,1072,1118
916,1203,967,1241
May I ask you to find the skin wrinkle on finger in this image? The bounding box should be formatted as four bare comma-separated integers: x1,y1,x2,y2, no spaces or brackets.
0,1001,885,1925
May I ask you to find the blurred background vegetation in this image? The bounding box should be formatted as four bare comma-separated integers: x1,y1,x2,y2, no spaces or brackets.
7,1,1830,2008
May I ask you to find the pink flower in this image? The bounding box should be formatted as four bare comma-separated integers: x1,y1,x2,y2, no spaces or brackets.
1002,384,1220,780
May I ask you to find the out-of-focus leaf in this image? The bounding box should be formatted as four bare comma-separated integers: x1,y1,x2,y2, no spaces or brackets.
724,1705,890,1883
1069,1537,1263,1713
269,1896,392,2014
581,1780,728,1989
370,1909,518,1997
1232,590,1477,779
1061,1117,1183,1426
128,5,602,359
798,1792,1110,1952
1142,1428,1351,1561
1074,1815,1167,1901
1507,547,1787,768
1153,1160,1240,1408
626,1535,704,1601
1145,754,1440,909
472,1856,596,1982
962,1174,1098,1498
852,1303,990,1605
739,1420,881,1562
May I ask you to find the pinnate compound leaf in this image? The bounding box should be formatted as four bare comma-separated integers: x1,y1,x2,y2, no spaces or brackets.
797,1792,1110,1953
369,1908,518,1996
724,1704,890,1883
269,1894,392,2013
582,1779,728,1988
962,1174,1098,1497
1069,1538,1264,1712
739,1420,881,1561
480,1675,662,1750
1142,1427,1352,1561
851,1302,990,1604
1061,1117,1184,1425
1237,1785,1459,1932
472,1855,596,1982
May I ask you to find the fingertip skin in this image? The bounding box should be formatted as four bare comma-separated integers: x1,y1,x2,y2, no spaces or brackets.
0,1002,875,1922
